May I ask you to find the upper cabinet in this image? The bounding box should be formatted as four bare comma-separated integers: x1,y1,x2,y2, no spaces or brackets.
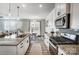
45,8,56,32
70,4,79,29
55,3,70,18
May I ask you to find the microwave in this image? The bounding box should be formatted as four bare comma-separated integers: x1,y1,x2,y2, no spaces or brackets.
55,14,70,29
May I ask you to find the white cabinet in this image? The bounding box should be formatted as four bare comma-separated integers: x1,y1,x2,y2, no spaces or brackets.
23,36,29,53
17,40,25,55
0,36,29,55
0,46,16,55
44,39,49,50
45,7,56,32
17,36,29,55
55,3,70,18
44,34,49,50
70,4,79,29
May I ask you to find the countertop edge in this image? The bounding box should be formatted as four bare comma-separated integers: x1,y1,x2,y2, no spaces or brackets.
0,34,30,46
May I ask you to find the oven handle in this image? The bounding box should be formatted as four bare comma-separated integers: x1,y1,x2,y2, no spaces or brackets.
49,40,58,49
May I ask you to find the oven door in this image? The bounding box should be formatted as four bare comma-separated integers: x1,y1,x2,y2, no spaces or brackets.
49,41,58,55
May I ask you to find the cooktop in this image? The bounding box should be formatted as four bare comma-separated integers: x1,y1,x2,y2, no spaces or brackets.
50,36,76,45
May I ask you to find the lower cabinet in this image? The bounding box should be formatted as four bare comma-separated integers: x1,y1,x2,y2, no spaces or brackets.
24,36,29,52
0,36,29,55
44,40,49,50
44,34,49,50
0,46,17,55
17,36,29,55
17,40,25,55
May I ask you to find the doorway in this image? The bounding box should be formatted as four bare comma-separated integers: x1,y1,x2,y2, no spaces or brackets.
30,21,40,35
30,21,40,41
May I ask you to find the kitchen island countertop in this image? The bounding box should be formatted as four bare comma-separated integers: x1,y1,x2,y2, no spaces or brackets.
0,34,30,46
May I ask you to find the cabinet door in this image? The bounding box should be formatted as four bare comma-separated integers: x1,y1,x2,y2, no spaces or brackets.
44,35,49,50
17,36,29,55
24,36,29,52
55,3,61,18
17,41,25,55
23,38,27,53
55,3,70,18
27,37,29,49
46,40,49,50
61,3,70,15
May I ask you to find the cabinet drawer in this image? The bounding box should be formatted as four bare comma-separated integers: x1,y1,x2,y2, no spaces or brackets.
17,36,29,55
17,40,25,55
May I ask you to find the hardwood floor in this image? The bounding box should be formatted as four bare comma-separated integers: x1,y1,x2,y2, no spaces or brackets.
25,37,50,55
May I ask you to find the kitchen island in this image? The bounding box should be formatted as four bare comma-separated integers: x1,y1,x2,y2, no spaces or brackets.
0,34,30,55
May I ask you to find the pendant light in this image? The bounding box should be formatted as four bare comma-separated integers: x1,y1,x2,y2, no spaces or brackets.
8,3,11,16
17,6,20,20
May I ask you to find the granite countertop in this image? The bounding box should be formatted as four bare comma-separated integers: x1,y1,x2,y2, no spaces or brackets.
58,44,79,55
0,34,30,46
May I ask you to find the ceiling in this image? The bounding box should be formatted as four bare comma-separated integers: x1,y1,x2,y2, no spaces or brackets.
0,3,55,19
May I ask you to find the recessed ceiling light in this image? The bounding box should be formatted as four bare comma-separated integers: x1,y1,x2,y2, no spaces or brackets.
22,4,26,8
39,4,43,8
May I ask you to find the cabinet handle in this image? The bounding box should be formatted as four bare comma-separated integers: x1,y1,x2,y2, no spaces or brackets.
21,43,23,45
20,46,23,48
27,40,28,43
58,12,61,15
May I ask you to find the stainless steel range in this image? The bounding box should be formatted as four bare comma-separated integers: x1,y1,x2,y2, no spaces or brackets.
49,33,78,55
50,33,77,45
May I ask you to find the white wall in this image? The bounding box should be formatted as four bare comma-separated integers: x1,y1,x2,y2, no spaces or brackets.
0,21,4,32
0,19,22,31
40,20,45,36
4,20,22,31
0,19,30,32
20,20,30,32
